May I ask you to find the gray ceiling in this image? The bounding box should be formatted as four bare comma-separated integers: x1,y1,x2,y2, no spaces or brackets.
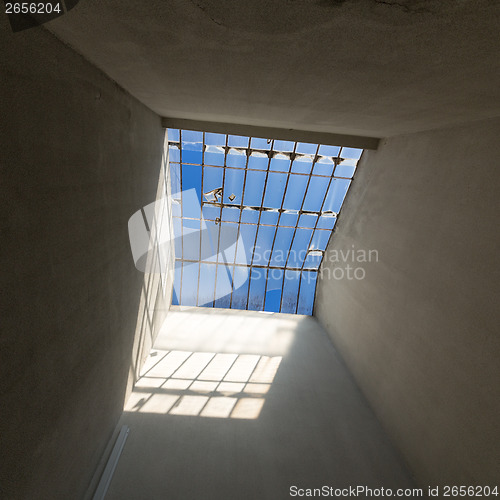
47,0,500,138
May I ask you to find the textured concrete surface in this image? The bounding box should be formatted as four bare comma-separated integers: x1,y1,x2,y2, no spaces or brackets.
315,116,500,487
106,308,416,500
46,0,500,138
0,18,167,500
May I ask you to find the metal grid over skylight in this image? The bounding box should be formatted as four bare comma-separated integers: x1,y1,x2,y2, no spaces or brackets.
168,129,362,315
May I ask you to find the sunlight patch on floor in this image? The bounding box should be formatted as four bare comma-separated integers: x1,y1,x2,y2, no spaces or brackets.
125,350,282,419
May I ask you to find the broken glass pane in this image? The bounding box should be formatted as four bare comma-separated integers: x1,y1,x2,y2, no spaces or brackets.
227,148,247,168
182,218,201,261
243,170,266,206
240,208,259,224
334,158,357,178
316,215,337,230
168,144,180,163
198,263,216,307
235,225,257,265
248,151,269,170
279,210,299,227
250,137,271,150
221,206,240,223
288,228,313,268
180,262,199,306
303,176,329,212
231,266,250,310
281,270,300,313
263,172,287,209
341,147,363,160
204,145,225,167
291,155,313,174
172,261,182,306
248,268,266,311
270,226,294,267
313,156,334,176
318,144,340,157
181,164,202,219
223,169,244,204
323,178,351,214
283,174,308,209
297,271,317,315
168,129,180,142
260,210,279,226
254,225,276,267
270,153,291,172
228,135,249,148
273,140,294,152
264,269,284,312
295,142,317,155
214,264,234,308
205,132,226,147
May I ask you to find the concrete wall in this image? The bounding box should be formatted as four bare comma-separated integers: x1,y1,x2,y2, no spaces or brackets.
315,117,500,487
46,0,500,138
0,19,170,499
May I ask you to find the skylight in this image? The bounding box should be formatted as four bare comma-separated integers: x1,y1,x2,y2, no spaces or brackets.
167,129,362,315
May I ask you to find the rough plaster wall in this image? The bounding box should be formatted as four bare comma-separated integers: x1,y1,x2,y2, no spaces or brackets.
315,117,500,487
45,0,500,137
0,19,166,499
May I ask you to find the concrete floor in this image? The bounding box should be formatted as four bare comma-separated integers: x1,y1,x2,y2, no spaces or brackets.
106,308,415,499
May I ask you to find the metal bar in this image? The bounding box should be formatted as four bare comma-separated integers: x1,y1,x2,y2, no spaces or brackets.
265,141,298,312
246,266,255,310
283,144,320,271
175,258,318,272
245,139,275,311
178,130,184,305
229,136,251,308
212,133,229,308
162,117,380,150
288,143,320,313
199,202,338,217
195,132,205,307
169,158,354,182
172,215,333,231
173,144,344,165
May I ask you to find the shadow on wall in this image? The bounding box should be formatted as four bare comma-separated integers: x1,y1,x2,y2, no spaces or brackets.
125,131,176,402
